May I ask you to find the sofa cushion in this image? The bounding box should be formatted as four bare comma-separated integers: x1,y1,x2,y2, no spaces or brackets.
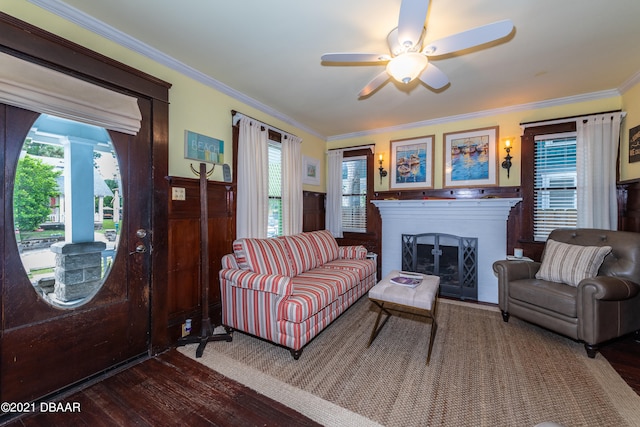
307,230,340,264
535,239,612,287
281,233,321,275
320,259,376,280
281,268,359,322
233,237,296,277
509,278,578,317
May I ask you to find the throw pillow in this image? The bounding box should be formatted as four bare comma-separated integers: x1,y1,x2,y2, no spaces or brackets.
307,230,340,264
535,239,612,287
233,237,296,277
282,233,321,275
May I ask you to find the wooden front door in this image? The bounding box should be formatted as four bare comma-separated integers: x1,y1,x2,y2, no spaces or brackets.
0,102,153,403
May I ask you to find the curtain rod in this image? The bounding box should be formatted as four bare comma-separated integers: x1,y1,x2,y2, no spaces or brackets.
327,144,375,153
520,109,624,128
231,110,299,140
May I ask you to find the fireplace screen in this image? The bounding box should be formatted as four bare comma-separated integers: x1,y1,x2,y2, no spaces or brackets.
401,233,478,300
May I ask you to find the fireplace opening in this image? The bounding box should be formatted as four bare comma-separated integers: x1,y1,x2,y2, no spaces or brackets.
401,233,478,300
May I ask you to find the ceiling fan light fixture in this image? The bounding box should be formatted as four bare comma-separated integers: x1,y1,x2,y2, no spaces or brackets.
386,52,428,84
321,1,514,98
387,27,426,56
422,45,436,55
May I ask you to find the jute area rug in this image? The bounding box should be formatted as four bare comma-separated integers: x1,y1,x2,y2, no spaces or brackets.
178,298,640,427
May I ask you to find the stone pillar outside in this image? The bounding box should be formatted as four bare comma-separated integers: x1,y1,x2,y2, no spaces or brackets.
50,241,106,302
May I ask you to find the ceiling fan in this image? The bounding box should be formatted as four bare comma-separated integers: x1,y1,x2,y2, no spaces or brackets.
321,0,514,98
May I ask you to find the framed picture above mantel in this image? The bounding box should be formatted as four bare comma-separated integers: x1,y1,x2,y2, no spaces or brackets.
389,135,435,190
443,126,498,188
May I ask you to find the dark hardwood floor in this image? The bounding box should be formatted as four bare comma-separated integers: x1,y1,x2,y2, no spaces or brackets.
2,333,638,426
600,333,640,394
1,349,320,427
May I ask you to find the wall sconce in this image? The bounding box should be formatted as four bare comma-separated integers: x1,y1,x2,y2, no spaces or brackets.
378,154,388,184
501,139,513,179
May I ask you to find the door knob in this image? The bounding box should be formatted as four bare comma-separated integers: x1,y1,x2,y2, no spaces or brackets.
135,244,147,253
136,229,147,238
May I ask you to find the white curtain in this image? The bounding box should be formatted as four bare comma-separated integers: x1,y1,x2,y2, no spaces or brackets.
576,112,624,230
282,134,303,235
326,149,344,237
236,116,269,238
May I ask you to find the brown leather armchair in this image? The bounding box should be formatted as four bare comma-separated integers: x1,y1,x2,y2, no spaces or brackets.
493,228,640,358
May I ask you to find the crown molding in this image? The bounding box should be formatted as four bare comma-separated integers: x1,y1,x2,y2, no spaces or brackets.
326,89,622,141
619,70,640,94
27,0,325,141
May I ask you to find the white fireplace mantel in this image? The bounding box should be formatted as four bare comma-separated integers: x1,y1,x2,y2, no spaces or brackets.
372,198,522,303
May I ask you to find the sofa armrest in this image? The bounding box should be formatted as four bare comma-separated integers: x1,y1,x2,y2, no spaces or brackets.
493,260,541,282
578,276,640,301
219,269,293,296
338,245,368,260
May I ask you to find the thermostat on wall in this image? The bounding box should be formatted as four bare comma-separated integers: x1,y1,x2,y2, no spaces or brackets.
222,164,231,182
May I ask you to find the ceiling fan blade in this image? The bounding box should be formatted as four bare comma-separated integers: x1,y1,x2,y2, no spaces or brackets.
321,53,390,63
358,71,390,98
397,0,430,50
422,19,514,57
418,63,449,89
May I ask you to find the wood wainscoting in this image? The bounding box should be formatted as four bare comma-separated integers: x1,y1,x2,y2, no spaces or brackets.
303,190,326,232
164,187,325,345
619,180,640,233
166,177,235,343
164,180,640,346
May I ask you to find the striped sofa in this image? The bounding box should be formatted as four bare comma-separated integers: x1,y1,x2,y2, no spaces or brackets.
219,230,376,359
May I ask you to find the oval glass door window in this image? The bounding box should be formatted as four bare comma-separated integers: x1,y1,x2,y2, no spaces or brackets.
14,114,122,308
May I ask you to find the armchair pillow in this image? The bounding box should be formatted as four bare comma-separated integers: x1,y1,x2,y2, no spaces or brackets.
535,239,612,287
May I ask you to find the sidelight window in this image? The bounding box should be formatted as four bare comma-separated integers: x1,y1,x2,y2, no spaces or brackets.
14,114,122,308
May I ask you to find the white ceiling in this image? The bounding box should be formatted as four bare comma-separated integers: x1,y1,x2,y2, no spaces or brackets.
38,0,640,140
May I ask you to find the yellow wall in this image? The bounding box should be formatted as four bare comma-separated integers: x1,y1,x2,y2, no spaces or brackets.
328,95,637,191
1,1,326,189
3,1,639,193
621,80,640,181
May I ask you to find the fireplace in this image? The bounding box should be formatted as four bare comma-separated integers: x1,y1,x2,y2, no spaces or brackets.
372,198,521,303
402,233,478,300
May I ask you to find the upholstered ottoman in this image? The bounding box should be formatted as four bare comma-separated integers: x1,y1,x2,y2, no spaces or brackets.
367,270,440,364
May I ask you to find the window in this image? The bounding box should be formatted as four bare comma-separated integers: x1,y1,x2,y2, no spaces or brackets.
533,132,577,241
15,114,122,307
267,141,282,237
341,155,367,232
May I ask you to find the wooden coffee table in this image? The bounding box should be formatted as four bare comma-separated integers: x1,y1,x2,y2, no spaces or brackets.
367,270,440,364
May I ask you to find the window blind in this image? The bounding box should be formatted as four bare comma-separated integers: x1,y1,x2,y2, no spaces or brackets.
533,133,577,241
341,156,367,232
0,52,141,135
